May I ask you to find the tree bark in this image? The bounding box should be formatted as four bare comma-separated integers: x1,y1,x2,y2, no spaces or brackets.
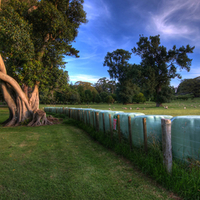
156,85,163,107
156,102,163,107
0,54,52,127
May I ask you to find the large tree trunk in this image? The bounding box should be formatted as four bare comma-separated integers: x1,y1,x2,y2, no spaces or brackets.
0,54,52,127
156,85,163,107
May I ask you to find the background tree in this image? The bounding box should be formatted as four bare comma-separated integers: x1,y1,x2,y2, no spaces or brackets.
155,85,175,104
132,35,195,107
177,77,200,97
77,85,86,103
133,92,146,104
99,92,109,103
94,77,109,93
75,81,98,103
85,89,93,103
94,94,101,103
0,0,87,126
105,95,114,104
103,49,139,104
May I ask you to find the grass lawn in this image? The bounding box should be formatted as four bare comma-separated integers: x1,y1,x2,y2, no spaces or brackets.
0,108,178,200
41,98,200,117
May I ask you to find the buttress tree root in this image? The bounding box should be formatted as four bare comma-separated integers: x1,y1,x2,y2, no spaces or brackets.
0,54,52,127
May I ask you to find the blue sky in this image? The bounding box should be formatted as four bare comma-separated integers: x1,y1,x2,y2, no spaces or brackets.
65,0,200,88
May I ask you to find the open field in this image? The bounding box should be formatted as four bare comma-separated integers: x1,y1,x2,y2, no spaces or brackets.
41,98,200,117
0,108,177,200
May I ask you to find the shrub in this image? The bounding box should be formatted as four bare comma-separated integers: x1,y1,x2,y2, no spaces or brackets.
133,93,146,103
105,95,114,103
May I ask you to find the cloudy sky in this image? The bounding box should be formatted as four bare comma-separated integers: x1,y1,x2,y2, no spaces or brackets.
66,0,200,87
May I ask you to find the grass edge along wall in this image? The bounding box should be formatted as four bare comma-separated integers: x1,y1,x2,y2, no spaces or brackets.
44,107,200,163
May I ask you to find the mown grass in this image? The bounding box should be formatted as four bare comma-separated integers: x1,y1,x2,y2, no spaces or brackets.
0,108,176,200
62,117,200,200
40,98,200,117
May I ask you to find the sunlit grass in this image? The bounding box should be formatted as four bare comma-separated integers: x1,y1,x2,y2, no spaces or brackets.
40,97,200,117
0,108,175,200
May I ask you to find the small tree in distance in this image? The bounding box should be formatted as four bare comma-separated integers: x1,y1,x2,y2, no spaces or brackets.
103,49,139,104
133,93,146,104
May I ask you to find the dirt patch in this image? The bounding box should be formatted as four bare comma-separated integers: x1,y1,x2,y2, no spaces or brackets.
47,115,63,125
19,141,27,147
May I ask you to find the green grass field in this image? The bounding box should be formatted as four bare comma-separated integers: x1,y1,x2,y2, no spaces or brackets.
41,98,200,117
0,107,179,200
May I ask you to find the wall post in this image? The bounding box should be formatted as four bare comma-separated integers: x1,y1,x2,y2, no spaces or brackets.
103,113,105,134
143,118,148,154
117,115,121,143
95,112,99,132
161,118,172,173
109,114,113,139
128,116,132,151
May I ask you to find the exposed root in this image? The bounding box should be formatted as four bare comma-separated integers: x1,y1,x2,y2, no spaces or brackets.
5,117,17,127
47,115,62,124
28,110,53,127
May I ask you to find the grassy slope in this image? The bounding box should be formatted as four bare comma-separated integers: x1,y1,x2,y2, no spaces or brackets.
0,108,176,200
40,98,200,117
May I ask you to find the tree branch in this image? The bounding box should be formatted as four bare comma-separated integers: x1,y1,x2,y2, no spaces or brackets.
0,54,7,74
0,72,31,110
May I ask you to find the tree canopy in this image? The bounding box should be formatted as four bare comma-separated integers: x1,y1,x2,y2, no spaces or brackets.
132,35,195,106
177,77,200,97
0,0,87,88
0,0,87,126
103,49,140,104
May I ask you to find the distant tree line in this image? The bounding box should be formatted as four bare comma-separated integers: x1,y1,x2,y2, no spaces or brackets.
177,77,200,97
19,35,196,105
103,35,194,106
39,77,118,105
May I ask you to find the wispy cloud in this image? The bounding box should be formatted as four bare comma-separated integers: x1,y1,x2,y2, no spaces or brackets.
148,0,200,39
65,51,100,63
84,0,111,21
77,31,116,50
69,74,103,83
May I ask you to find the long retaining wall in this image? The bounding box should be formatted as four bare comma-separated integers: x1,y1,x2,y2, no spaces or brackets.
44,107,200,164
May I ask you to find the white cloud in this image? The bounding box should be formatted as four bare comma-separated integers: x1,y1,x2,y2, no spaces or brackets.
69,74,103,83
148,0,200,38
83,0,111,21
65,51,100,63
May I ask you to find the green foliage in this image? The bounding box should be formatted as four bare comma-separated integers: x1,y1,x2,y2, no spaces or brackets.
133,92,146,103
132,35,195,106
0,0,87,87
156,86,175,104
177,77,200,97
85,89,93,103
116,80,139,104
94,94,101,103
111,93,117,101
94,77,116,94
69,90,80,104
99,92,108,103
75,81,98,103
103,49,132,81
77,85,86,102
105,95,114,104
39,69,70,104
175,94,194,100
104,49,140,104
